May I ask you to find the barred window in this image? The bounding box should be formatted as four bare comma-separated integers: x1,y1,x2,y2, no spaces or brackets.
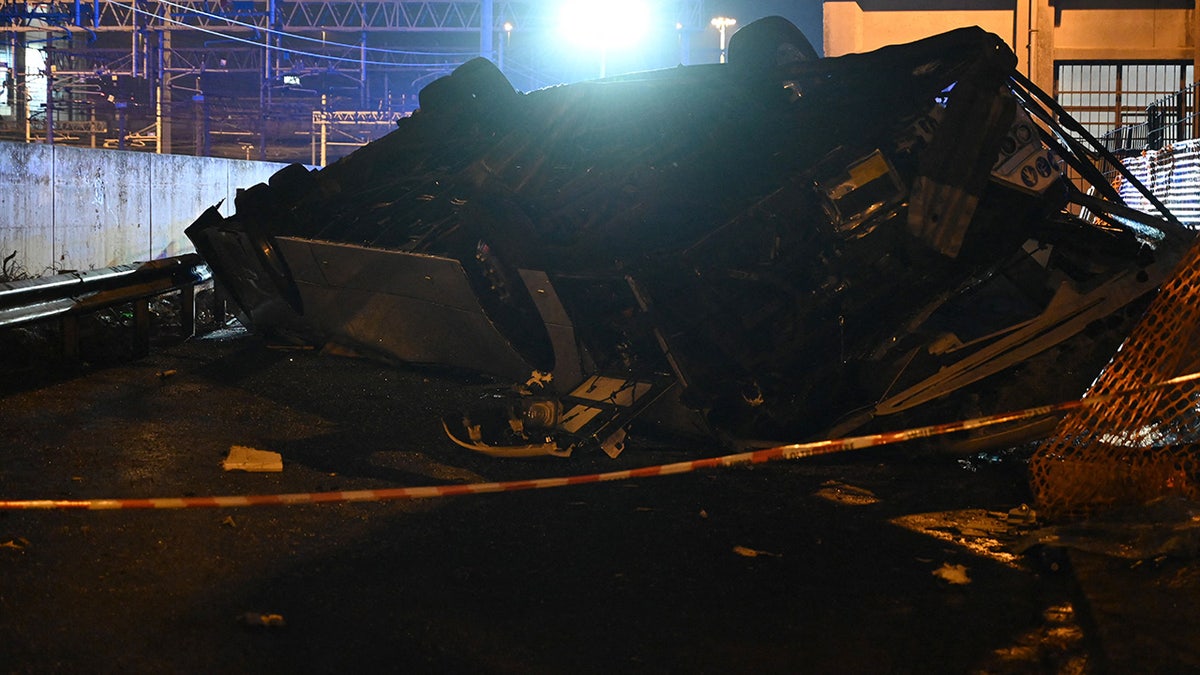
1056,62,1195,147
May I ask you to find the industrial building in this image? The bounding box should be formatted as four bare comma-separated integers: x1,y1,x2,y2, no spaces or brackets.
1,0,719,164
824,1,1200,144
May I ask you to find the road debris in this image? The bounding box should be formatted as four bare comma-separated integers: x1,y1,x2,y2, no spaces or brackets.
222,446,283,473
1014,497,1200,560
238,612,286,628
933,562,971,585
733,545,782,558
813,480,880,506
891,508,1029,566
1007,503,1037,525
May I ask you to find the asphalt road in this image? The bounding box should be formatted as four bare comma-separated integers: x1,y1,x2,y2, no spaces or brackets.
0,323,1153,673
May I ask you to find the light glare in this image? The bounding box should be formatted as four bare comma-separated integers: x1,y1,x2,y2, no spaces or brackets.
558,0,651,49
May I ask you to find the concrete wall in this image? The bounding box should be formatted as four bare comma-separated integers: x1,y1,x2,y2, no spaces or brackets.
824,2,1016,61
0,142,290,276
823,1,1200,94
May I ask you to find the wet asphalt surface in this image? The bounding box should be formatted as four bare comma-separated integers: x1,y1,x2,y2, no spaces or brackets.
0,318,1144,673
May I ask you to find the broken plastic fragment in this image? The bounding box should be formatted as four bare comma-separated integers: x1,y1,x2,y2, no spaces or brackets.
239,612,286,628
442,419,569,458
733,545,782,558
933,562,971,585
525,370,553,389
222,445,283,472
600,428,626,459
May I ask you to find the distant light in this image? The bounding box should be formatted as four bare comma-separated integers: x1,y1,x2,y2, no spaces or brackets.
503,21,514,33
710,16,737,64
558,0,651,50
283,74,301,86
710,16,737,30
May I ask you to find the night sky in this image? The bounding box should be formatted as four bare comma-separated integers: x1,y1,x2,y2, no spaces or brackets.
712,0,826,53
529,1,828,85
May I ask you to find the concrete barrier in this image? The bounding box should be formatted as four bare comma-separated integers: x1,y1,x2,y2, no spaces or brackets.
0,141,291,276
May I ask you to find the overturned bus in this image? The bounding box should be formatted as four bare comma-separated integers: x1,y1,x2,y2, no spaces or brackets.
187,18,1189,457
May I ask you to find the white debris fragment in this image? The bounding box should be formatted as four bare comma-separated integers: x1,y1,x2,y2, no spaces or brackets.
933,562,971,585
222,445,283,473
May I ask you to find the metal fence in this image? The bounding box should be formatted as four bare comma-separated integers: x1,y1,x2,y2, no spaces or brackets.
1099,80,1200,154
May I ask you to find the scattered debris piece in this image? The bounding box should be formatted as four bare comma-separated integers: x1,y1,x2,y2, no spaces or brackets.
1014,497,1200,560
733,545,782,558
891,509,1029,566
814,480,880,506
1,538,29,551
221,516,237,528
933,562,971,585
238,612,286,628
222,445,283,473
975,602,1086,671
156,369,177,379
1007,503,1037,525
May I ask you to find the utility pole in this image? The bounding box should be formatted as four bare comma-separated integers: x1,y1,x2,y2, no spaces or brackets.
44,40,53,144
481,0,494,61
157,30,172,154
12,33,26,142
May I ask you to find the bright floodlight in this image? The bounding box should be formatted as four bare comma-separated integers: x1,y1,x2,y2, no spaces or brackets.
711,16,736,63
558,0,651,50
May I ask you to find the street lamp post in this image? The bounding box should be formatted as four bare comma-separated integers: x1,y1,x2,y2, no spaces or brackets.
499,21,513,72
711,16,736,64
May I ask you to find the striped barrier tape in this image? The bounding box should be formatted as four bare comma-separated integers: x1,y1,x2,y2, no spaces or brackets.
4,370,1200,511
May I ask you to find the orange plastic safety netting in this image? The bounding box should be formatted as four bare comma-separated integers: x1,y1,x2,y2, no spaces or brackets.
1030,231,1200,520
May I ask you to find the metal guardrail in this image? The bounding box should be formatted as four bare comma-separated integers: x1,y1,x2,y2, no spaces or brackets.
0,253,214,359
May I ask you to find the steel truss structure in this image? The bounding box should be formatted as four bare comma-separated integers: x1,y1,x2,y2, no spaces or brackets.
1,1,709,163
3,1,532,32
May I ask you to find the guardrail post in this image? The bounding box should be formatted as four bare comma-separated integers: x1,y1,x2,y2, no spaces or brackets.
180,283,196,338
213,279,229,327
134,298,151,357
61,315,80,360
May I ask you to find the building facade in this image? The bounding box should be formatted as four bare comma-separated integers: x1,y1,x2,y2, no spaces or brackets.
823,1,1200,139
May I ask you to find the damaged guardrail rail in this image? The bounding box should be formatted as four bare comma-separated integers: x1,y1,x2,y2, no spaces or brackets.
0,253,212,358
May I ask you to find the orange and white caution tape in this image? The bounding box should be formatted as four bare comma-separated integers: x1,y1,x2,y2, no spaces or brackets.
4,370,1200,511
